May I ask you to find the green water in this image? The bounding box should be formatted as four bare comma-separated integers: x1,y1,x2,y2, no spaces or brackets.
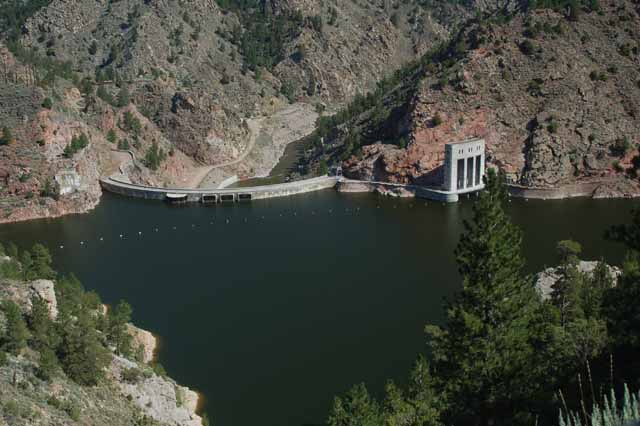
0,191,635,426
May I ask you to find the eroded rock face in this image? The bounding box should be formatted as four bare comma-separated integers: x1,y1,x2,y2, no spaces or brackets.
0,278,57,319
111,356,203,426
329,2,640,198
1,274,204,426
30,280,58,319
535,261,621,300
127,324,158,364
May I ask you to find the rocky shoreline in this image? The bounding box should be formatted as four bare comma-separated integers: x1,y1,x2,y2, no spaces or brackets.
0,275,205,426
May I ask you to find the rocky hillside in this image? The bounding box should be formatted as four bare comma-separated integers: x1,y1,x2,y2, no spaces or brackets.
0,0,479,223
302,0,640,198
0,245,205,425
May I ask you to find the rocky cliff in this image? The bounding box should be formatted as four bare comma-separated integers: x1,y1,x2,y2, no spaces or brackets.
0,0,474,223
0,262,203,426
303,1,640,198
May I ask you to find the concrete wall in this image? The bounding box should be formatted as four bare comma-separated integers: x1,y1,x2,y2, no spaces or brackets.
100,176,339,203
444,138,485,192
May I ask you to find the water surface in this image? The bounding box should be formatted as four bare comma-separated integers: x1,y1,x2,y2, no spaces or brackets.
0,191,635,426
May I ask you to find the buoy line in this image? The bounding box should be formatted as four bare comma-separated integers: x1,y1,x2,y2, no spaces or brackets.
54,202,431,249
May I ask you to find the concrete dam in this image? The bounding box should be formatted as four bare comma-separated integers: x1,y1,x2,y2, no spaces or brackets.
100,175,341,204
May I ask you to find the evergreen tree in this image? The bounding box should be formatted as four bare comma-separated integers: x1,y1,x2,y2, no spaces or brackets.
116,86,131,107
328,383,383,426
20,250,35,281
28,294,58,350
551,240,585,326
382,356,442,426
37,347,59,381
59,310,110,386
1,300,30,354
30,243,56,280
425,169,559,426
6,242,18,258
604,209,640,350
108,300,133,357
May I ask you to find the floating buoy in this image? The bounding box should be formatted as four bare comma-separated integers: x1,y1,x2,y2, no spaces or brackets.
155,228,159,232
173,227,177,230
226,219,230,224
60,245,64,249
99,237,104,241
119,234,123,238
138,231,142,236
80,241,84,245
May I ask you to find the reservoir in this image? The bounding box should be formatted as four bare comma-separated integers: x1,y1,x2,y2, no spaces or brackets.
0,190,635,426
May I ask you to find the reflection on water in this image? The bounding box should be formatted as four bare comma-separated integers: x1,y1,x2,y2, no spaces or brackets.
0,191,636,426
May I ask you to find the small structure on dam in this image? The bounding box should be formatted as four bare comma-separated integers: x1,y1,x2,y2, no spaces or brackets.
443,138,485,194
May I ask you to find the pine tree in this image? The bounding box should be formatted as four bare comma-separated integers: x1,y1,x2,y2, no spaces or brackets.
30,243,55,280
108,300,133,357
21,250,35,280
604,210,640,350
116,86,131,107
1,300,30,354
425,169,558,426
59,310,110,385
551,240,585,326
28,294,58,350
328,383,383,426
37,347,59,381
383,356,442,426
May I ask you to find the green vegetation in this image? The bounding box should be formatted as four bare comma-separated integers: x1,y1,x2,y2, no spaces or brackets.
42,97,53,109
107,129,118,144
118,139,130,150
120,111,142,136
108,300,133,357
1,300,30,354
218,0,306,72
560,385,639,426
143,142,166,171
328,170,640,426
610,136,631,157
0,0,52,41
0,126,14,146
63,133,90,158
0,244,122,386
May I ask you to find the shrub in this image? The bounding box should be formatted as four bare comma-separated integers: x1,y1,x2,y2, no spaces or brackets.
0,126,14,145
547,121,559,133
527,78,544,96
610,136,631,157
559,384,639,426
519,39,535,55
63,133,89,158
152,362,167,377
106,129,117,144
118,139,130,150
612,160,624,172
432,113,443,127
120,111,141,136
143,142,166,171
40,179,58,200
121,367,142,384
42,97,53,109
